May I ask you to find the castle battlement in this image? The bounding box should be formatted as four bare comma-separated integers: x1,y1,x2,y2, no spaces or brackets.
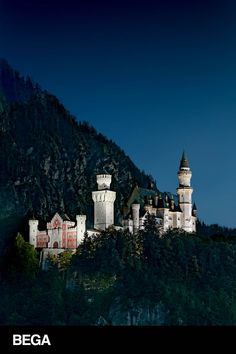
96,174,112,190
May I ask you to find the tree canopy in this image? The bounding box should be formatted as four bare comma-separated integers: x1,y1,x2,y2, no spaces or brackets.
1,225,236,325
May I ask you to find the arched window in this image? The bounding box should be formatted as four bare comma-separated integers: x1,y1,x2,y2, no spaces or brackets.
53,241,58,249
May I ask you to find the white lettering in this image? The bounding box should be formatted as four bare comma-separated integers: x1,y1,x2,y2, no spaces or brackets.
13,334,51,346
41,334,51,346
22,335,31,346
31,334,41,346
13,334,22,345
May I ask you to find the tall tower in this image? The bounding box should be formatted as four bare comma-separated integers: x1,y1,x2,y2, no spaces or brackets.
76,215,86,245
176,152,194,232
92,174,116,231
29,219,39,248
131,203,140,234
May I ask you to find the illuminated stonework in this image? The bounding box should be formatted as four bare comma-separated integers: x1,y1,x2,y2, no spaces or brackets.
92,175,116,231
28,153,197,266
29,213,86,250
122,152,197,234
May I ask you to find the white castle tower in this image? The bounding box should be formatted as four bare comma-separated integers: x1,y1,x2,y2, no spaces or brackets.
29,219,39,248
132,203,140,234
92,174,116,231
176,151,194,232
76,215,86,244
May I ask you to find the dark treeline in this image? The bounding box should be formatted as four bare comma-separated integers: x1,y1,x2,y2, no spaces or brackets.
1,219,236,326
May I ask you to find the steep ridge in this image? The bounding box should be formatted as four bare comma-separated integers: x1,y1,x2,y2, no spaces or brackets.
0,59,156,247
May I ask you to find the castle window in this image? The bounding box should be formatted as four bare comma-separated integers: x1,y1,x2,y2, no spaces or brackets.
53,241,58,249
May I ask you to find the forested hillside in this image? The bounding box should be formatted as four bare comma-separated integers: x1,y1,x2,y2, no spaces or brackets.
1,223,236,326
0,59,155,251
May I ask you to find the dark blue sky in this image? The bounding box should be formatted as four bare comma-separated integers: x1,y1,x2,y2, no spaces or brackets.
1,0,236,227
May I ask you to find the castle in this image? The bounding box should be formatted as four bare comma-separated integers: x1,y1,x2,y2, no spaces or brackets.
29,152,197,260
122,151,197,233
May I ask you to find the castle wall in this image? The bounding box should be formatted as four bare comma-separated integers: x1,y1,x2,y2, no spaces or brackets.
48,228,62,248
163,209,170,231
66,230,77,248
139,217,145,231
29,213,79,251
172,212,182,229
123,219,133,233
36,231,48,248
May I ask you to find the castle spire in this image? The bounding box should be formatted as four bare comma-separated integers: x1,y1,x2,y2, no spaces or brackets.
179,150,189,169
192,202,197,217
176,152,194,232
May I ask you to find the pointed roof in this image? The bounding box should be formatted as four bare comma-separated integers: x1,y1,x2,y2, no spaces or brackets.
192,202,197,210
50,212,63,224
179,151,189,169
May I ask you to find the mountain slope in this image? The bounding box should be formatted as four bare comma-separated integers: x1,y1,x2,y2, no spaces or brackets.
0,59,156,246
0,58,41,104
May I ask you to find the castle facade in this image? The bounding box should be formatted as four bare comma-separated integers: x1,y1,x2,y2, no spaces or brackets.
122,152,197,234
29,152,197,258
